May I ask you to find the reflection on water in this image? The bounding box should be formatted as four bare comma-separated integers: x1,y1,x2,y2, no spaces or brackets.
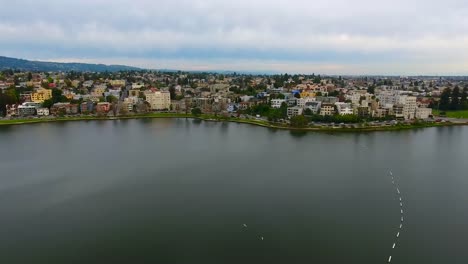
0,120,467,264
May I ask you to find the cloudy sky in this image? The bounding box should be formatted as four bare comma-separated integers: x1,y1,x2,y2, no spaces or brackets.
1,0,468,75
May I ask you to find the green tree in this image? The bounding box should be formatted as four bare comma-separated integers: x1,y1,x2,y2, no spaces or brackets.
439,88,451,111
191,107,202,116
106,95,118,103
367,85,376,94
461,87,468,110
290,115,308,128
169,86,176,100
451,86,461,110
304,108,313,115
42,99,54,109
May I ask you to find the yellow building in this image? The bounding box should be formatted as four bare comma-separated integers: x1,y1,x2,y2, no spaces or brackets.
300,90,316,98
31,88,53,103
109,80,126,87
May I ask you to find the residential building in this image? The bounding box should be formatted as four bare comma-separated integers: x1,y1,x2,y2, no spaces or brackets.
96,102,111,113
50,103,78,115
304,101,321,114
287,107,303,118
335,102,354,115
5,104,18,116
316,96,338,104
296,97,315,108
144,90,171,110
37,108,50,116
80,101,95,113
271,99,286,109
31,88,52,103
18,105,36,116
398,95,417,120
109,80,126,87
320,103,336,116
415,108,432,119
92,86,106,97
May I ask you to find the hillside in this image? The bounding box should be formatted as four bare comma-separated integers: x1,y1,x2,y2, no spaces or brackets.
0,56,141,72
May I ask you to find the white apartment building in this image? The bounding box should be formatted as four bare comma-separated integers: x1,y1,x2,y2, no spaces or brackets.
335,102,354,115
305,101,321,114
398,95,417,120
144,90,171,110
415,108,432,119
287,107,303,118
377,90,401,106
296,97,316,108
37,108,50,116
271,99,286,109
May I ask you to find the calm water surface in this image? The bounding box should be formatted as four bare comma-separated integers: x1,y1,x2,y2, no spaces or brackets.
0,119,467,263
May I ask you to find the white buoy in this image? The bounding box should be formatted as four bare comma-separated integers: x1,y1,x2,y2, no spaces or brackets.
392,243,396,249
397,188,400,194
399,197,402,201
243,224,247,228
400,202,403,207
397,232,400,238
401,209,404,214
400,224,403,229
390,171,393,176
261,236,264,241
388,255,392,262
401,216,404,222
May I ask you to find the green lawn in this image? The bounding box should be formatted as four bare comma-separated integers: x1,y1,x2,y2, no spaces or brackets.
433,110,468,119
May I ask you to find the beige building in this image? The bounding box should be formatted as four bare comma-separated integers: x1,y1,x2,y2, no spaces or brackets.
109,80,126,87
145,90,171,110
320,104,335,116
398,95,417,120
31,88,52,103
415,108,432,119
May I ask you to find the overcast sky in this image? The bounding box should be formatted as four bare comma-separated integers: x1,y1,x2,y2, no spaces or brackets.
1,0,468,75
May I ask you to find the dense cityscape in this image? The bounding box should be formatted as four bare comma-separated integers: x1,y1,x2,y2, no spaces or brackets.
1,69,467,129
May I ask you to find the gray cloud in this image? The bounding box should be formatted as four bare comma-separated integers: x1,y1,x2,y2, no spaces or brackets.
1,0,468,74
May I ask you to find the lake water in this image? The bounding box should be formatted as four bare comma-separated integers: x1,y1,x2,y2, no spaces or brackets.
0,119,467,264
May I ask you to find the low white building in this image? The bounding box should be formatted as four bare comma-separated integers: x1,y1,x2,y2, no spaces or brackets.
37,108,50,116
296,97,316,108
335,102,354,115
271,99,286,109
415,108,432,119
287,107,303,118
305,101,321,114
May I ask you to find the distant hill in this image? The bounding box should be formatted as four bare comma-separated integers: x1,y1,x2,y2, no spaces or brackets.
0,56,141,72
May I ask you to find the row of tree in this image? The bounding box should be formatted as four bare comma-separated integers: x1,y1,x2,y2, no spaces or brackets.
439,86,468,111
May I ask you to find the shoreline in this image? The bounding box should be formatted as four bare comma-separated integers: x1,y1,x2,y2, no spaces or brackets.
1,113,467,132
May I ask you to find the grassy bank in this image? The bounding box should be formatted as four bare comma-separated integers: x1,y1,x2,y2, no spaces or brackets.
1,113,466,132
433,109,468,119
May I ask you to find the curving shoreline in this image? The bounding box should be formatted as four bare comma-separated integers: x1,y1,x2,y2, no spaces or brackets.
1,113,467,132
